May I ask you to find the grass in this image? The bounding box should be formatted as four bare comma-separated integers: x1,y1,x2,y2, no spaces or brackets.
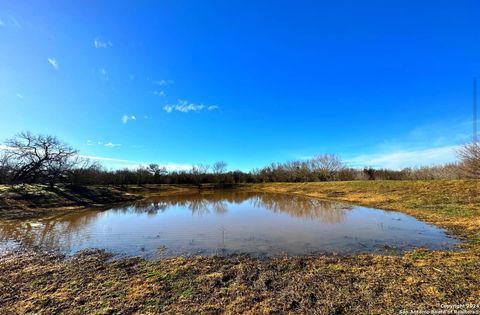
0,180,479,314
1,249,478,314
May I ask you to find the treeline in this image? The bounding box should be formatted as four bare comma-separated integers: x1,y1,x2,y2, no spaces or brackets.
0,132,478,186
68,164,256,186
252,160,468,182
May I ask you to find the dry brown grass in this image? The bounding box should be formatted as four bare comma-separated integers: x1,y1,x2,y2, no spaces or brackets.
1,248,478,315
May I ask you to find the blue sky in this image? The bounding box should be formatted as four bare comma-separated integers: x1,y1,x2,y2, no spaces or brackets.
0,1,478,171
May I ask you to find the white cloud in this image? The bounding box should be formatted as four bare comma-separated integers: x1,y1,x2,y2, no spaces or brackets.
0,18,4,27
94,37,113,48
158,163,193,172
104,142,121,148
345,145,461,169
407,120,472,147
339,119,475,170
153,90,165,97
16,93,24,100
163,105,174,113
86,140,121,148
47,58,59,70
79,154,132,163
121,115,136,124
154,79,174,86
163,99,219,113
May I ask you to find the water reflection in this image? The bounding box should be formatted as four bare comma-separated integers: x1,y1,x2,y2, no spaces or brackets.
0,210,101,251
0,191,459,257
251,194,350,223
126,191,351,222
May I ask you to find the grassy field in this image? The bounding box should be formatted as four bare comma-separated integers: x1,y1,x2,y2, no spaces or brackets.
0,180,479,314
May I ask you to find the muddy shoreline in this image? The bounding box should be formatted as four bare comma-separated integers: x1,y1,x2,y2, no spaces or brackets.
0,184,202,220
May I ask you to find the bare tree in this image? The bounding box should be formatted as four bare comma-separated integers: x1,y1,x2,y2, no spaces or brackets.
148,164,167,177
458,143,480,178
192,164,210,174
310,154,344,181
4,132,79,185
0,151,11,184
212,161,227,174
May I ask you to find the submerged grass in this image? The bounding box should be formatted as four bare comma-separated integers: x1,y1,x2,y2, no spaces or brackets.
0,180,479,314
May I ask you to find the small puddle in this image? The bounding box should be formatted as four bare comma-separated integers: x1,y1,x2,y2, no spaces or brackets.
0,191,460,258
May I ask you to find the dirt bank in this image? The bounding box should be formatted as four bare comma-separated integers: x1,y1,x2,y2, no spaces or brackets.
0,184,197,220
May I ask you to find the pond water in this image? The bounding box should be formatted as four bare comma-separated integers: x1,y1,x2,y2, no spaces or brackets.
0,191,459,258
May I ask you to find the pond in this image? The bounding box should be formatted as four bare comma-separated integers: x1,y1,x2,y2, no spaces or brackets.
0,191,459,258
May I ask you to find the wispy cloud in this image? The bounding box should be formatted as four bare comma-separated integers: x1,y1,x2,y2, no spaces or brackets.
154,79,174,86
79,154,131,163
121,115,136,124
100,68,108,80
156,163,193,172
80,154,193,171
120,162,194,172
47,58,59,70
0,16,21,28
340,118,474,169
104,142,121,148
94,37,113,48
3,144,191,171
16,93,24,100
407,120,472,147
163,99,219,113
153,90,165,97
345,145,461,169
7,16,21,28
86,140,121,148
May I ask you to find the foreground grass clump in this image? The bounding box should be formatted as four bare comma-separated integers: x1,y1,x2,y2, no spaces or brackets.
0,249,479,314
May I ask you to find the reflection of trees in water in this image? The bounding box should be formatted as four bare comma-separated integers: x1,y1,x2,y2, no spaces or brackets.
130,191,350,223
0,191,351,251
114,201,169,215
251,194,351,223
0,210,103,250
128,193,231,216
